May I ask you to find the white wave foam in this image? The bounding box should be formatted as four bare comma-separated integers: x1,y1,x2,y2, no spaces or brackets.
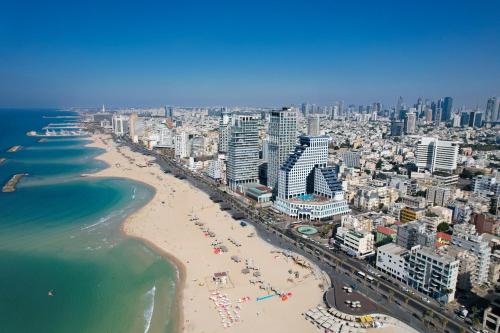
80,215,112,230
143,285,156,333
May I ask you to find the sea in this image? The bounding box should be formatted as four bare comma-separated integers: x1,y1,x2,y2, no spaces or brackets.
0,109,178,333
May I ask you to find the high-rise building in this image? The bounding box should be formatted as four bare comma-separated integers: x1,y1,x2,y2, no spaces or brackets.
267,107,297,190
273,136,350,220
416,137,460,173
301,102,311,117
404,111,416,134
390,120,404,136
174,132,190,158
396,96,404,118
452,113,461,127
424,107,433,122
485,96,500,122
307,114,320,136
441,97,453,122
469,111,484,128
218,110,232,154
128,113,138,141
165,106,174,119
460,111,471,127
226,115,259,191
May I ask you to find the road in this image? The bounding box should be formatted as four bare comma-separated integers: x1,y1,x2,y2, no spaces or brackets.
116,135,471,333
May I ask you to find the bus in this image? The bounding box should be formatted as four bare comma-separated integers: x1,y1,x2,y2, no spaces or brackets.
356,271,366,278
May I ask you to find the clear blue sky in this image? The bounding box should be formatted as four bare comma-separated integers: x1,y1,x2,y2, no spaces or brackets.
0,0,499,108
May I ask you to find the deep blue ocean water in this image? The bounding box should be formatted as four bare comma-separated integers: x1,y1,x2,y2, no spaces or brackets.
0,109,178,333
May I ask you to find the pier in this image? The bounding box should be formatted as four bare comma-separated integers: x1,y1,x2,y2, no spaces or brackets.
7,145,22,152
2,173,28,192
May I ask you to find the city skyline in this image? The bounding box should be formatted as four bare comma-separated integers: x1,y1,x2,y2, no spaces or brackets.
1,1,499,108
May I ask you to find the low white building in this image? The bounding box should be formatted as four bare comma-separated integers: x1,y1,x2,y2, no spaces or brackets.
206,159,223,181
376,243,411,282
335,228,374,258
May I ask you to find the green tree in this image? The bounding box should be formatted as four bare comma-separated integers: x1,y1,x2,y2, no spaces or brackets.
376,159,383,169
437,222,449,233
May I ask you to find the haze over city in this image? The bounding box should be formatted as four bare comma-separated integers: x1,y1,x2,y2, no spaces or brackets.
1,0,499,108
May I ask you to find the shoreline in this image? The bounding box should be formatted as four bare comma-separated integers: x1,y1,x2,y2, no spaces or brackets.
85,133,328,333
83,137,186,333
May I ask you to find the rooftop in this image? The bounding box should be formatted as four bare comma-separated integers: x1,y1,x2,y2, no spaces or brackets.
376,226,397,235
377,242,408,256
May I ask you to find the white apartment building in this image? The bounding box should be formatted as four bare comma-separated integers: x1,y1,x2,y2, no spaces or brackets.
407,247,459,303
376,243,411,282
473,174,500,197
416,137,459,173
206,159,223,181
335,228,375,258
226,115,260,191
174,132,190,158
451,223,491,288
426,186,453,207
218,110,232,154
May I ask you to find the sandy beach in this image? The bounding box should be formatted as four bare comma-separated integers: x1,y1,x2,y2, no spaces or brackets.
87,134,329,333
86,133,418,333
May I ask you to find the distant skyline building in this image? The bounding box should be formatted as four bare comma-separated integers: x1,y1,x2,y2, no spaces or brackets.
165,106,174,119
396,96,404,119
267,107,298,191
485,96,499,122
404,111,416,134
460,111,471,127
416,137,459,173
226,114,260,191
441,97,453,122
307,114,321,136
390,119,404,136
469,111,483,128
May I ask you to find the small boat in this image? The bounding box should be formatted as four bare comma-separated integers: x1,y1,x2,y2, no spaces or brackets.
48,289,55,297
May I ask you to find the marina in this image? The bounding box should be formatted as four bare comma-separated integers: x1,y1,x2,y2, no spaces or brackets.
2,173,28,192
7,145,22,152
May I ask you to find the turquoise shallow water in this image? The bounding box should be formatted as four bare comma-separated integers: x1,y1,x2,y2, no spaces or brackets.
0,109,178,333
